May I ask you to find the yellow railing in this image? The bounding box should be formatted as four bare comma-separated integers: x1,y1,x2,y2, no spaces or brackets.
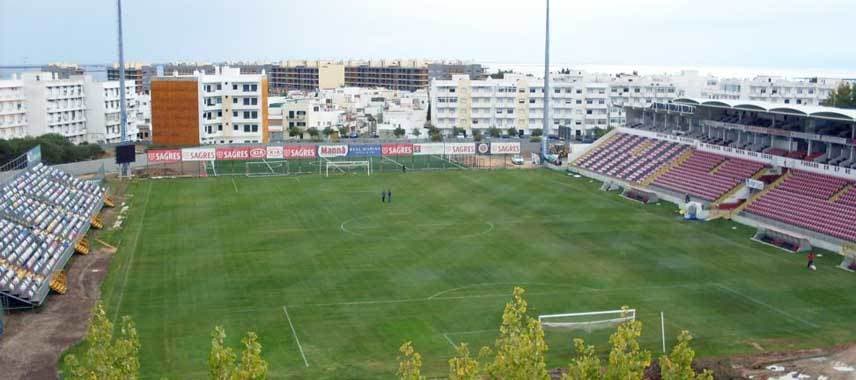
830,184,853,203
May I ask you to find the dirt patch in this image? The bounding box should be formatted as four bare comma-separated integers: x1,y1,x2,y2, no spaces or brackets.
0,249,113,379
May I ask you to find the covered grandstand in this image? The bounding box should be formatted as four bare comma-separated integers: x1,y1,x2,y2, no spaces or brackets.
572,100,856,252
0,148,110,308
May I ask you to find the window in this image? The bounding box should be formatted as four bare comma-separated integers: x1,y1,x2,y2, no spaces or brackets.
234,124,239,131
529,99,535,104
289,111,295,118
251,111,258,119
243,84,250,92
217,110,222,117
252,125,259,132
530,88,536,93
233,98,238,104
251,84,258,92
243,98,250,105
244,111,251,119
233,111,238,117
244,125,251,132
554,89,560,94
217,124,223,131
233,84,238,90
251,98,258,105
449,88,456,93
217,84,222,91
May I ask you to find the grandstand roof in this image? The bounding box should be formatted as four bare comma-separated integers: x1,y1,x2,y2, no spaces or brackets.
673,97,856,122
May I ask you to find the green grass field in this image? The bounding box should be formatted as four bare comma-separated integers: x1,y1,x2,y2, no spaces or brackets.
92,169,856,379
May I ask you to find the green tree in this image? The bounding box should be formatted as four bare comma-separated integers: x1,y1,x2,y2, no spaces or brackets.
411,128,422,138
452,127,464,138
398,341,425,380
486,287,549,380
604,315,651,380
564,339,602,380
338,126,349,138
472,130,483,142
659,331,713,380
322,127,334,139
430,129,443,142
64,302,140,380
531,128,543,137
307,127,320,140
487,127,501,138
394,127,406,138
208,326,269,380
507,127,518,137
287,126,302,139
823,83,856,108
448,344,481,380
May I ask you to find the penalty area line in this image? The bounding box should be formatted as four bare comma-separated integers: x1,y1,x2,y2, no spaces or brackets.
231,177,239,193
714,283,819,329
282,306,310,367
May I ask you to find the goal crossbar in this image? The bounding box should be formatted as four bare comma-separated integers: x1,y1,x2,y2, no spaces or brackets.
325,160,371,177
539,309,636,330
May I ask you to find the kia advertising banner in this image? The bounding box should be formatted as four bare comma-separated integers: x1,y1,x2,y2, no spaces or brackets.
382,143,414,156
147,149,182,163
476,143,490,155
266,146,284,160
181,147,216,161
412,143,445,156
348,144,382,157
444,143,476,155
318,145,349,158
216,146,251,160
490,142,521,155
284,145,317,159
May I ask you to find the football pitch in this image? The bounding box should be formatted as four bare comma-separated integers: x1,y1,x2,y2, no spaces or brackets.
93,169,856,379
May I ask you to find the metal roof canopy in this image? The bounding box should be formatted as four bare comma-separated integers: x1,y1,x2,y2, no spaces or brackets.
672,97,856,123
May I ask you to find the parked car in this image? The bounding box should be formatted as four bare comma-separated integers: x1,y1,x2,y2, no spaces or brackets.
511,155,525,165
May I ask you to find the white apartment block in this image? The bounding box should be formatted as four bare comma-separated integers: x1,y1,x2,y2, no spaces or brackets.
0,79,28,140
20,72,88,143
84,78,139,144
197,66,269,144
699,76,841,106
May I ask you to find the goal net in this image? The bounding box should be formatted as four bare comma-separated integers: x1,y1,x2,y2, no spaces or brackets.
539,309,636,333
325,160,371,177
246,160,289,177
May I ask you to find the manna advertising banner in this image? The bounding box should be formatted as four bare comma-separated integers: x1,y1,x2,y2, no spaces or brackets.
147,149,182,163
284,145,317,159
444,143,476,155
318,145,349,158
266,146,284,160
490,142,521,155
181,147,216,161
382,143,414,156
348,144,382,157
216,147,251,160
412,143,445,156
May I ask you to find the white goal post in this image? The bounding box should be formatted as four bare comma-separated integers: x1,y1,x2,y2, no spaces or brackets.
538,309,636,332
325,160,371,177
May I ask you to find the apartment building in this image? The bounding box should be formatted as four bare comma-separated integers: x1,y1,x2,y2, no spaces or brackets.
41,64,85,79
270,60,480,94
0,78,28,139
700,76,841,106
107,63,156,94
83,77,139,144
151,66,269,145
19,72,89,143
431,74,617,137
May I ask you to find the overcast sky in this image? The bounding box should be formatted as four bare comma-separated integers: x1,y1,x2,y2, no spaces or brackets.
2,0,855,71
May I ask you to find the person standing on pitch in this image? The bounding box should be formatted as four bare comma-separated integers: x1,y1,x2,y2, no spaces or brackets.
387,189,392,203
807,251,816,270
381,189,386,203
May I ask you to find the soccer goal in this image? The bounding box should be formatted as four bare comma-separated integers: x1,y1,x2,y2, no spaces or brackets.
539,309,636,332
325,160,371,177
245,160,289,177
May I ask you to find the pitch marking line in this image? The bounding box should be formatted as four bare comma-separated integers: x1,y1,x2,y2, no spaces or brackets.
112,181,152,321
714,283,819,329
282,306,310,367
304,282,712,307
442,333,456,349
231,177,239,193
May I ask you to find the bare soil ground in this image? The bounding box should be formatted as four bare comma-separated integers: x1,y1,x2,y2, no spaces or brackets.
0,249,113,380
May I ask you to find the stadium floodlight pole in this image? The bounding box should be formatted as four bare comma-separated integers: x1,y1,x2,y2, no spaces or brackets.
116,0,129,177
541,0,551,161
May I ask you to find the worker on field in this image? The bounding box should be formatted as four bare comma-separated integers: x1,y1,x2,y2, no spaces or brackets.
387,189,392,203
807,251,816,270
381,189,386,203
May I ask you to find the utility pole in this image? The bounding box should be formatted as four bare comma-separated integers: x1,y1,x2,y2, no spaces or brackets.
541,0,551,161
117,0,129,177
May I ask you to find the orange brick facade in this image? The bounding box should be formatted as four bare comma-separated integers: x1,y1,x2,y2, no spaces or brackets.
151,79,199,146
261,79,270,143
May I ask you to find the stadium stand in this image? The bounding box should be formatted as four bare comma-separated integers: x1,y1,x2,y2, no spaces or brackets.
0,163,106,306
653,151,766,201
744,170,856,242
574,133,688,184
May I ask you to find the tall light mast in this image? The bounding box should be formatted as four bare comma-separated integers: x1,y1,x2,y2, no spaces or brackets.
117,0,129,176
541,0,551,160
